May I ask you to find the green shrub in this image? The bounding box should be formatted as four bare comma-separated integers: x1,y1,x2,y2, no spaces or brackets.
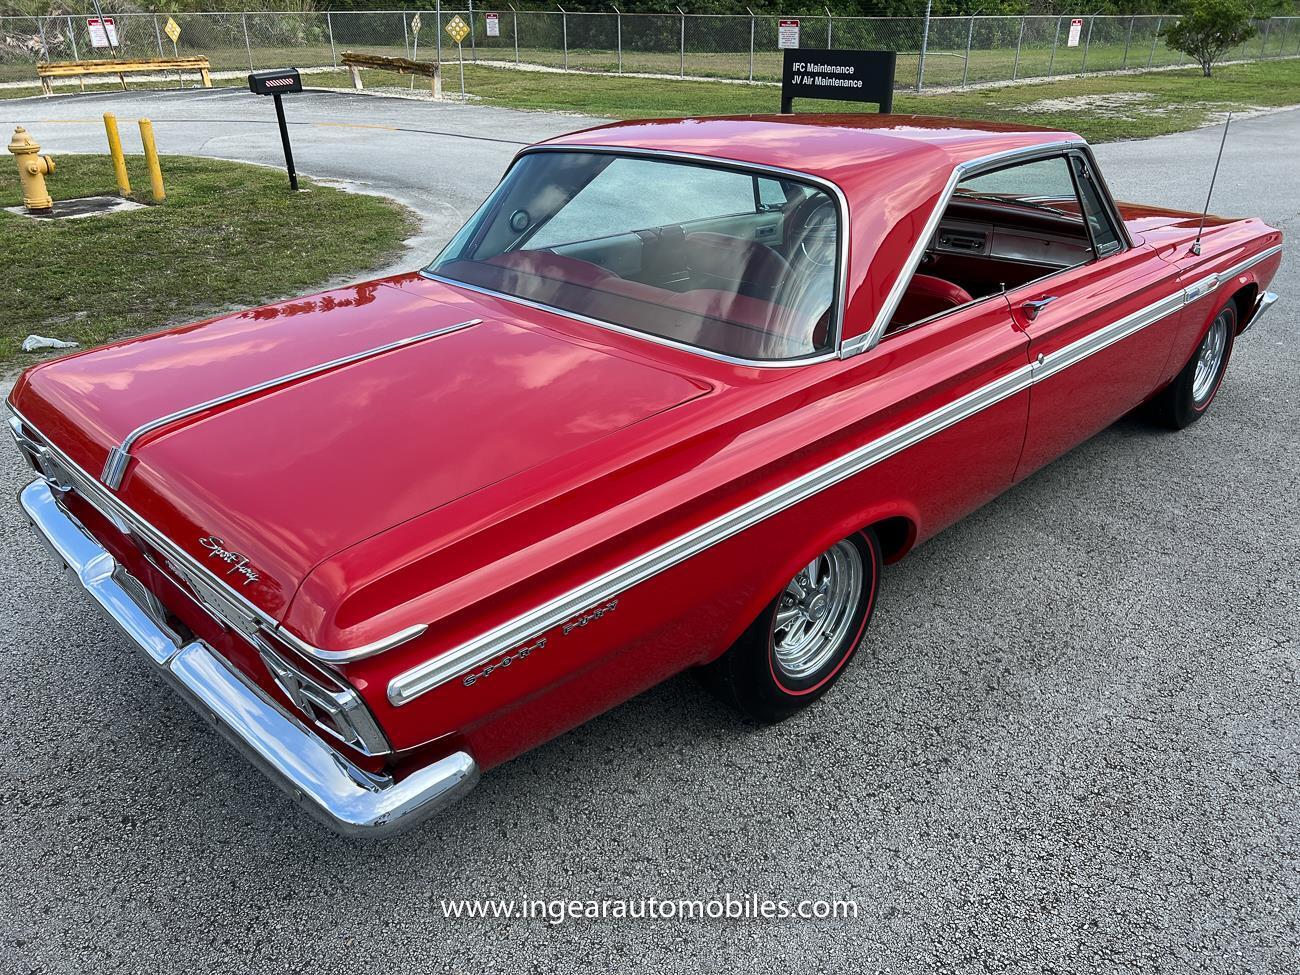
1163,0,1257,76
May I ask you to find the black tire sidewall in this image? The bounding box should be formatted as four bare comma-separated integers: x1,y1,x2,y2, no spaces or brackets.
724,530,881,721
1177,302,1237,426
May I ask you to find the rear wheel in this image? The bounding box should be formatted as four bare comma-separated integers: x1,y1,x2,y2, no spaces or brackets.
702,530,881,722
1147,300,1237,429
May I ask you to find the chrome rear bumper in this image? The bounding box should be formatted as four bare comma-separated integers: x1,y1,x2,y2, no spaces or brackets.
18,478,477,837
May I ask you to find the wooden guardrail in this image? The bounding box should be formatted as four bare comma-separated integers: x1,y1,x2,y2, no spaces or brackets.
340,51,442,100
36,57,213,96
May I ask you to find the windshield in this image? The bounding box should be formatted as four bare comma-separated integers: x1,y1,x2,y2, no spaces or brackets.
428,151,841,362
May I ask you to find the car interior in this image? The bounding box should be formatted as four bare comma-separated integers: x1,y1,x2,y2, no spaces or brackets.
433,154,841,361
887,153,1125,335
434,151,1124,359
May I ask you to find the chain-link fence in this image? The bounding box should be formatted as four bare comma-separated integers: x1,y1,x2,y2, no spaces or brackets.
2,9,1298,90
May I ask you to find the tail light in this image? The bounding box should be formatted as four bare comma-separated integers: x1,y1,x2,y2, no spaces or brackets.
254,636,391,757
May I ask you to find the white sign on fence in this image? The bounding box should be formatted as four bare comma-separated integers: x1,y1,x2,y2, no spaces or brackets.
778,19,800,49
485,12,500,37
87,17,118,48
1067,18,1083,47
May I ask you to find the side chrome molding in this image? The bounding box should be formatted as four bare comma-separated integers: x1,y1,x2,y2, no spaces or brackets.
388,360,1037,705
101,318,480,489
391,269,1241,706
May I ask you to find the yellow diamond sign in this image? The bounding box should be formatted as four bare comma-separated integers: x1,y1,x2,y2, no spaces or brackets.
163,16,181,44
445,14,469,45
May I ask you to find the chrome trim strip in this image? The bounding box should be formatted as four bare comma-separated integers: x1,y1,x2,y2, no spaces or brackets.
18,478,477,836
8,406,427,664
1032,291,1185,383
388,361,1035,705
1243,291,1279,333
423,143,850,370
845,138,1088,357
391,276,1201,705
101,318,481,489
1183,244,1282,306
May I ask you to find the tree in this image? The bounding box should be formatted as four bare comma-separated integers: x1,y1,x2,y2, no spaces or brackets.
1163,0,1257,76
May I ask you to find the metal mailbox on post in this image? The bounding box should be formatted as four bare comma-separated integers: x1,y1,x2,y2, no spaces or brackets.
248,68,303,191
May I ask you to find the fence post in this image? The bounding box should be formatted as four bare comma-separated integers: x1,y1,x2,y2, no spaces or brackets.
510,3,518,64
825,6,832,48
1260,18,1271,57
1080,16,1094,73
437,0,443,64
243,12,253,70
1122,16,1134,68
67,14,79,60
747,6,755,83
917,0,932,92
612,4,622,73
961,14,975,87
326,12,337,67
1047,15,1061,77
677,6,685,78
1011,15,1024,80
468,0,477,61
558,5,568,71
37,17,48,60
153,14,164,56
1148,16,1161,68
403,9,411,58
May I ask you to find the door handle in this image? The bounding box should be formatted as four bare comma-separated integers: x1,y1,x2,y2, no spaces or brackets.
1021,296,1059,321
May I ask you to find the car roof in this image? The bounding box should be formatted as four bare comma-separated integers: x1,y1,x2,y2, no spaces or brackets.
538,114,1082,187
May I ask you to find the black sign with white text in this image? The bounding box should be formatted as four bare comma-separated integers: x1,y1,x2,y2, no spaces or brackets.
780,49,896,113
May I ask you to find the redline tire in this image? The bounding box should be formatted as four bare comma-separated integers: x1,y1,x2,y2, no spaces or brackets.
1147,301,1237,430
702,529,881,723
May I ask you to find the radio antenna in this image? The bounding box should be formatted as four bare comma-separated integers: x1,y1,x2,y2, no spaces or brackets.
1192,113,1232,256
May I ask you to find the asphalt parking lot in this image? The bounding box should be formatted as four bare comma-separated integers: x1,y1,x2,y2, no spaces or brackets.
1,95,1297,972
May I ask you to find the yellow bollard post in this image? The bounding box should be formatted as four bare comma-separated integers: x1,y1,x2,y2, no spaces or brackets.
103,113,130,196
138,118,165,203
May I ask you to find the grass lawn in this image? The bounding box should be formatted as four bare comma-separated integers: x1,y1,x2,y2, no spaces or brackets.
0,154,415,369
443,55,1300,142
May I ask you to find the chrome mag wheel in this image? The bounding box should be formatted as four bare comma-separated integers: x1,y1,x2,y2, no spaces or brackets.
1192,312,1229,405
771,540,864,681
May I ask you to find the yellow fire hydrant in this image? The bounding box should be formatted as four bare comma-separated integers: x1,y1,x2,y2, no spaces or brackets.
8,126,55,213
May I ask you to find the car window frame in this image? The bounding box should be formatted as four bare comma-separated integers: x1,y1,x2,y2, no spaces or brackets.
424,145,850,370
879,146,1130,343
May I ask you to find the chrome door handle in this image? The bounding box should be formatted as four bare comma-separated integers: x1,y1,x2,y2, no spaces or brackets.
1021,296,1059,321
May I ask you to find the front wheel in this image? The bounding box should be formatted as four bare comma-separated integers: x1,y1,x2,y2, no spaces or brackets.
1146,300,1237,430
702,530,881,723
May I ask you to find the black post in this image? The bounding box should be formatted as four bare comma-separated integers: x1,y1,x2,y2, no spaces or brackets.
272,92,298,192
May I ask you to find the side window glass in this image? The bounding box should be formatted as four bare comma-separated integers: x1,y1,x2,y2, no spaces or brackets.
1069,156,1123,257
885,155,1094,337
755,177,787,211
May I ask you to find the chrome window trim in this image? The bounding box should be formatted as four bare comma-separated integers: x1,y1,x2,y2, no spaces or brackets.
8,409,426,665
421,144,850,370
389,276,1206,706
101,318,481,489
842,138,1089,358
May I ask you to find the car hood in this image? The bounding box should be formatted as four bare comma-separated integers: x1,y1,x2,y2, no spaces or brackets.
11,274,710,623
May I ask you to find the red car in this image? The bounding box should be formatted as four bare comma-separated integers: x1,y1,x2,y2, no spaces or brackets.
8,115,1281,835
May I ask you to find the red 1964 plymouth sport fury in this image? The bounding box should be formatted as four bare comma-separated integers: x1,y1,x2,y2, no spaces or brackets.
8,115,1281,835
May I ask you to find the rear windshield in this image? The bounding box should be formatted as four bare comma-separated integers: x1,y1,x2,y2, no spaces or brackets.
428,151,841,362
